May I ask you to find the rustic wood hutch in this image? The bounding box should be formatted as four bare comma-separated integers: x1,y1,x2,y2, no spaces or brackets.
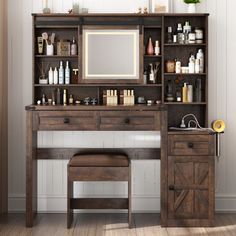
26,13,215,228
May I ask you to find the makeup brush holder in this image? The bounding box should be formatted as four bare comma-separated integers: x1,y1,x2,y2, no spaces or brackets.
46,44,54,56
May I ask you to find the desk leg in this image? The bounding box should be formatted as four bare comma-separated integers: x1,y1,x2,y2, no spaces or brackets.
160,110,168,226
26,111,37,227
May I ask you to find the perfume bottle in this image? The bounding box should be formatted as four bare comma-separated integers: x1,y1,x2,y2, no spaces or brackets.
147,37,154,55
71,37,77,56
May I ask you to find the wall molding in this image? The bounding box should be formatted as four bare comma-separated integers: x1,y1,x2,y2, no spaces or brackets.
8,194,236,213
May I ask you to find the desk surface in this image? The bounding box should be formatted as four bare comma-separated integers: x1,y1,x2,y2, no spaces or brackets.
26,104,167,111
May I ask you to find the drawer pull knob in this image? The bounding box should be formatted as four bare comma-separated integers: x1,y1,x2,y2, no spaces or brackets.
124,118,130,124
169,185,175,191
188,142,194,148
64,118,70,124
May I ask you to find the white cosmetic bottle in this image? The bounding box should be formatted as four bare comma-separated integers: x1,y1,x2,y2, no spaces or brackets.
53,67,58,84
48,67,54,85
65,61,70,84
59,61,64,84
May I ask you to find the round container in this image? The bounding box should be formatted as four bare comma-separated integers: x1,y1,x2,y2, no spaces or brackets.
165,60,175,73
195,28,204,43
181,67,189,74
188,33,196,44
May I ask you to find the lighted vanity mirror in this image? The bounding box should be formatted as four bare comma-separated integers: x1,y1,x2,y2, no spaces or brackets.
82,27,141,83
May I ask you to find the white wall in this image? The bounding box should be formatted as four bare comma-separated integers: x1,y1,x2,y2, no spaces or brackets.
8,0,236,212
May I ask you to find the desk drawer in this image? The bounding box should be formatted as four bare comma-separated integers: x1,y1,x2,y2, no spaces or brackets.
36,111,97,130
168,134,214,156
99,111,160,131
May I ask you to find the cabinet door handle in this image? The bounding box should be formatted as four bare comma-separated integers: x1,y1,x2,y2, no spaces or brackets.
124,118,130,124
63,117,70,124
169,185,175,191
188,142,194,148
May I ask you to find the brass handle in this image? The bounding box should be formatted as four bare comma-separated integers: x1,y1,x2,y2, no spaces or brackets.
188,142,194,148
63,117,70,124
169,185,175,191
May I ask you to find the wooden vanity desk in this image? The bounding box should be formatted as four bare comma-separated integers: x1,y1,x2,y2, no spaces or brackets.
26,13,214,228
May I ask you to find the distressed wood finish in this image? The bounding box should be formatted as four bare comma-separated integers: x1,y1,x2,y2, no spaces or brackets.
166,133,215,227
37,148,161,160
168,134,215,156
26,111,38,227
69,167,129,181
70,198,128,209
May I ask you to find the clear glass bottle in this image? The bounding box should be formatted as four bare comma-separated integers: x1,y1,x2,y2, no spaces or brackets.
72,0,80,14
167,27,173,43
42,0,51,14
177,23,184,44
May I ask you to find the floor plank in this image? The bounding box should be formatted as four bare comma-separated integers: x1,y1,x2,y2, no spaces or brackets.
1,213,236,236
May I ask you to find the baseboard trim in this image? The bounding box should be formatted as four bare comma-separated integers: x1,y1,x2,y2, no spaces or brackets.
8,194,236,213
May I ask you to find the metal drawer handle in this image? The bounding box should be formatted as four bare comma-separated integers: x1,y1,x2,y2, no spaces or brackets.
63,118,70,124
188,142,194,148
124,118,130,124
169,185,175,191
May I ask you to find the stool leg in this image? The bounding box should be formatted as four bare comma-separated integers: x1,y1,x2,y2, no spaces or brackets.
128,164,132,229
67,168,74,228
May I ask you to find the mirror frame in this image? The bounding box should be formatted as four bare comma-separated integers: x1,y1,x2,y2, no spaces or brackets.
80,25,143,84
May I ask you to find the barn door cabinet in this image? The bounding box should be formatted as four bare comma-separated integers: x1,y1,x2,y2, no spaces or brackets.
166,132,215,227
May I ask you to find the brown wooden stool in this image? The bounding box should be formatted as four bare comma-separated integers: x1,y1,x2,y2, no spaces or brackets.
67,153,132,228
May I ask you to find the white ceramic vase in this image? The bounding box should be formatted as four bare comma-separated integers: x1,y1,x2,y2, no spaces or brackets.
187,3,196,13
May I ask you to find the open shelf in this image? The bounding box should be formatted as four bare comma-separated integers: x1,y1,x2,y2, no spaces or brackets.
35,55,78,58
144,55,162,58
164,73,206,76
164,102,207,105
34,84,163,87
35,25,78,29
164,43,206,46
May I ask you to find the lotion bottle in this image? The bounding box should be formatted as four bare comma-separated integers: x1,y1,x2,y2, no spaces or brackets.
63,89,67,106
48,67,54,85
196,49,204,73
65,61,70,84
53,67,58,84
59,61,64,84
182,83,188,103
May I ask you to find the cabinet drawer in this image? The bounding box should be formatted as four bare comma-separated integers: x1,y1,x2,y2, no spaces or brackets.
168,134,215,156
99,111,160,131
36,111,97,130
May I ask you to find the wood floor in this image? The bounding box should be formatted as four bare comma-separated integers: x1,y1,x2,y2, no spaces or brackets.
1,213,236,236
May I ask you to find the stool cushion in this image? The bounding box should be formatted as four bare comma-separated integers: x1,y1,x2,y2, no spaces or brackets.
69,154,129,167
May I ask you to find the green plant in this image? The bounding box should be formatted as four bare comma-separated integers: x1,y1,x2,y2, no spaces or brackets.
184,0,200,3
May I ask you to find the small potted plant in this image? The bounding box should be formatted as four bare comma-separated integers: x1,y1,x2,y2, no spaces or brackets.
184,0,201,13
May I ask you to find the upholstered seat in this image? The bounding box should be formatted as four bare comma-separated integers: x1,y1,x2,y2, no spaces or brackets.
69,154,129,167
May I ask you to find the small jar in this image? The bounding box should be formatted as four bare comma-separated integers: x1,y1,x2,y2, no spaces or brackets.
195,28,204,43
188,33,196,44
165,60,175,73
